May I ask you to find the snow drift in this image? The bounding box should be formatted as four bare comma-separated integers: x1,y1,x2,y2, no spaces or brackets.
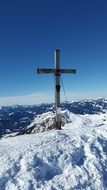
0,110,107,189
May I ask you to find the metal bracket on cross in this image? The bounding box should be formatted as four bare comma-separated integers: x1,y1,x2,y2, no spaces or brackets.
37,49,76,130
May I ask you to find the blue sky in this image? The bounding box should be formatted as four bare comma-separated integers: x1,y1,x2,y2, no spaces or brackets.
0,0,107,105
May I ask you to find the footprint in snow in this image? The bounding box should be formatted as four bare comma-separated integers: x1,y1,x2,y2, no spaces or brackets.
71,146,86,167
29,155,63,182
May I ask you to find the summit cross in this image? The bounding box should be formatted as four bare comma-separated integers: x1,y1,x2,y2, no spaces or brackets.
37,49,76,130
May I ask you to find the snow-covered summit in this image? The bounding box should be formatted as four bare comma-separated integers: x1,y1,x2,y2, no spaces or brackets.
1,98,107,189
0,111,107,189
16,110,72,135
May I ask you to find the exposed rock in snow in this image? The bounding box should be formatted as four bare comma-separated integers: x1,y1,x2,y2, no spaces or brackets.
15,109,107,136
15,110,72,135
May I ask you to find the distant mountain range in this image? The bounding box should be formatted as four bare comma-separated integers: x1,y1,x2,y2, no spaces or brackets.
0,98,107,138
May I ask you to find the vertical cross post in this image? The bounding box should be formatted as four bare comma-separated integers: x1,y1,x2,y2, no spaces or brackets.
54,50,61,130
37,50,76,130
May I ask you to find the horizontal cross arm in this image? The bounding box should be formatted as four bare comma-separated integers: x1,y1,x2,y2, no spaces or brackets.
59,69,76,74
37,68,54,74
37,68,76,74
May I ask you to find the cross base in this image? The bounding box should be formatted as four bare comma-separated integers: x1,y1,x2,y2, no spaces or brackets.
55,120,62,130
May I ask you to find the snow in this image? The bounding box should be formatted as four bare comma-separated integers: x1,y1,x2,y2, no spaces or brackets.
9,113,14,116
0,110,107,189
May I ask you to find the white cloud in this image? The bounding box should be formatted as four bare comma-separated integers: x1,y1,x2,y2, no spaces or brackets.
0,90,77,106
0,91,54,106
0,90,106,106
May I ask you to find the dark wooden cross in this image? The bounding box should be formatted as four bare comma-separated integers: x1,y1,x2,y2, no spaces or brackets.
37,49,76,130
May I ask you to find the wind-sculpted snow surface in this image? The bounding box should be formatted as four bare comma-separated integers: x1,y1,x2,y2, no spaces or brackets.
0,111,107,189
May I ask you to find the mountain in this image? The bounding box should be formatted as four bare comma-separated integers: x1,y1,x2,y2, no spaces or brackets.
0,98,107,137
62,98,107,114
0,110,107,189
0,104,53,138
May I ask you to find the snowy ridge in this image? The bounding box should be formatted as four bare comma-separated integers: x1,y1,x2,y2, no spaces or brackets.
0,111,107,189
22,110,71,134
16,109,107,135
